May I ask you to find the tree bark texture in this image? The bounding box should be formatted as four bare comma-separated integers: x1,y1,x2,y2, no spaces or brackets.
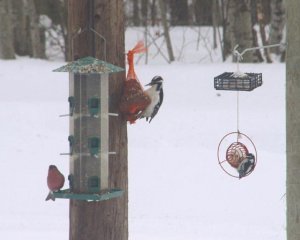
269,0,286,54
0,0,15,59
68,1,127,240
227,0,254,62
286,1,300,239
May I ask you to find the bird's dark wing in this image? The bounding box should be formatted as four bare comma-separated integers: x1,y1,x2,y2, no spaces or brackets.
149,89,163,123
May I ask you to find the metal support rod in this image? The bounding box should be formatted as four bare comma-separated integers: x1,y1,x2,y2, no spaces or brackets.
100,73,109,190
233,43,286,61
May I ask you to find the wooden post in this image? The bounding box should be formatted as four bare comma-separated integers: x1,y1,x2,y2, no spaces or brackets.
287,1,300,239
68,1,127,240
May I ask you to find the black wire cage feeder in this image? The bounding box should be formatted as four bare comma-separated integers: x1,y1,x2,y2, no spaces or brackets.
214,72,262,91
213,44,266,92
217,132,257,178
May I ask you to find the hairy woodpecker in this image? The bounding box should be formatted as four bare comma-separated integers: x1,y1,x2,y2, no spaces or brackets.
139,76,164,123
237,153,255,179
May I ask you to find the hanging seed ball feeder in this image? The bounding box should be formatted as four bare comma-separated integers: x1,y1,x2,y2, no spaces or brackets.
217,132,257,178
226,142,249,168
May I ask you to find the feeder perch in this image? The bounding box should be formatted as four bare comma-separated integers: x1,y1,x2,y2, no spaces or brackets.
217,132,257,178
214,72,262,91
53,56,124,201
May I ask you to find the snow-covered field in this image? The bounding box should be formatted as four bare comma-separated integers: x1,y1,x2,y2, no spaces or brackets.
0,27,286,240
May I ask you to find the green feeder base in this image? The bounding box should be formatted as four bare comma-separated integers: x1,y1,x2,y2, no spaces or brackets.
53,189,123,201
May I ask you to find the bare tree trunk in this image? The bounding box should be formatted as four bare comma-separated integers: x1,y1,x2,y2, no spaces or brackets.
141,0,148,63
12,0,28,56
150,0,157,26
193,0,212,25
227,0,254,62
68,1,127,240
220,0,231,60
158,0,175,62
26,0,46,58
0,0,15,59
133,0,140,26
169,0,189,26
250,0,264,62
269,0,285,54
141,0,148,26
257,0,272,63
286,1,300,239
212,0,218,49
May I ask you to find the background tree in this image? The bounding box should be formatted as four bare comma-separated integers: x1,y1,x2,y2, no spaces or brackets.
169,0,189,26
192,0,212,25
158,0,175,62
257,0,272,62
68,0,128,239
226,0,254,62
0,0,15,59
269,0,286,54
286,0,300,239
132,0,140,26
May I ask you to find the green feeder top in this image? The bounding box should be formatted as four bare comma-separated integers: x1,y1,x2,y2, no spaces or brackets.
53,56,124,74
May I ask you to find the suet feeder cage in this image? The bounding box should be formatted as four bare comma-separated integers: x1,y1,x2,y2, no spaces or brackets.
217,132,257,178
214,44,267,92
53,56,125,201
214,72,262,91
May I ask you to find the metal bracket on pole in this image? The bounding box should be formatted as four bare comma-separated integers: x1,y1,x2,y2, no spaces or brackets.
233,43,287,62
232,43,286,73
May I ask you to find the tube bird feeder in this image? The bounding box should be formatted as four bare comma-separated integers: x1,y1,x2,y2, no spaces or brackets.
53,57,124,201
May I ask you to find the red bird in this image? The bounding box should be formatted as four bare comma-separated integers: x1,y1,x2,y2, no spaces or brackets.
45,165,65,201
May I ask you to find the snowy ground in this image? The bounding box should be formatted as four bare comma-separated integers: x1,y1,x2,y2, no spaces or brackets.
0,27,286,240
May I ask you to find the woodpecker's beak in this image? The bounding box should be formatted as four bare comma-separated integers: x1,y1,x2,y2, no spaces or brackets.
145,82,152,86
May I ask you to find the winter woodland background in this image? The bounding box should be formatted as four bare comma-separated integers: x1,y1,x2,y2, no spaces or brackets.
0,1,287,240
0,0,286,63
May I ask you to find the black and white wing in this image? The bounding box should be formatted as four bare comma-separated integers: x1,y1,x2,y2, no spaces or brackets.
148,89,164,123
